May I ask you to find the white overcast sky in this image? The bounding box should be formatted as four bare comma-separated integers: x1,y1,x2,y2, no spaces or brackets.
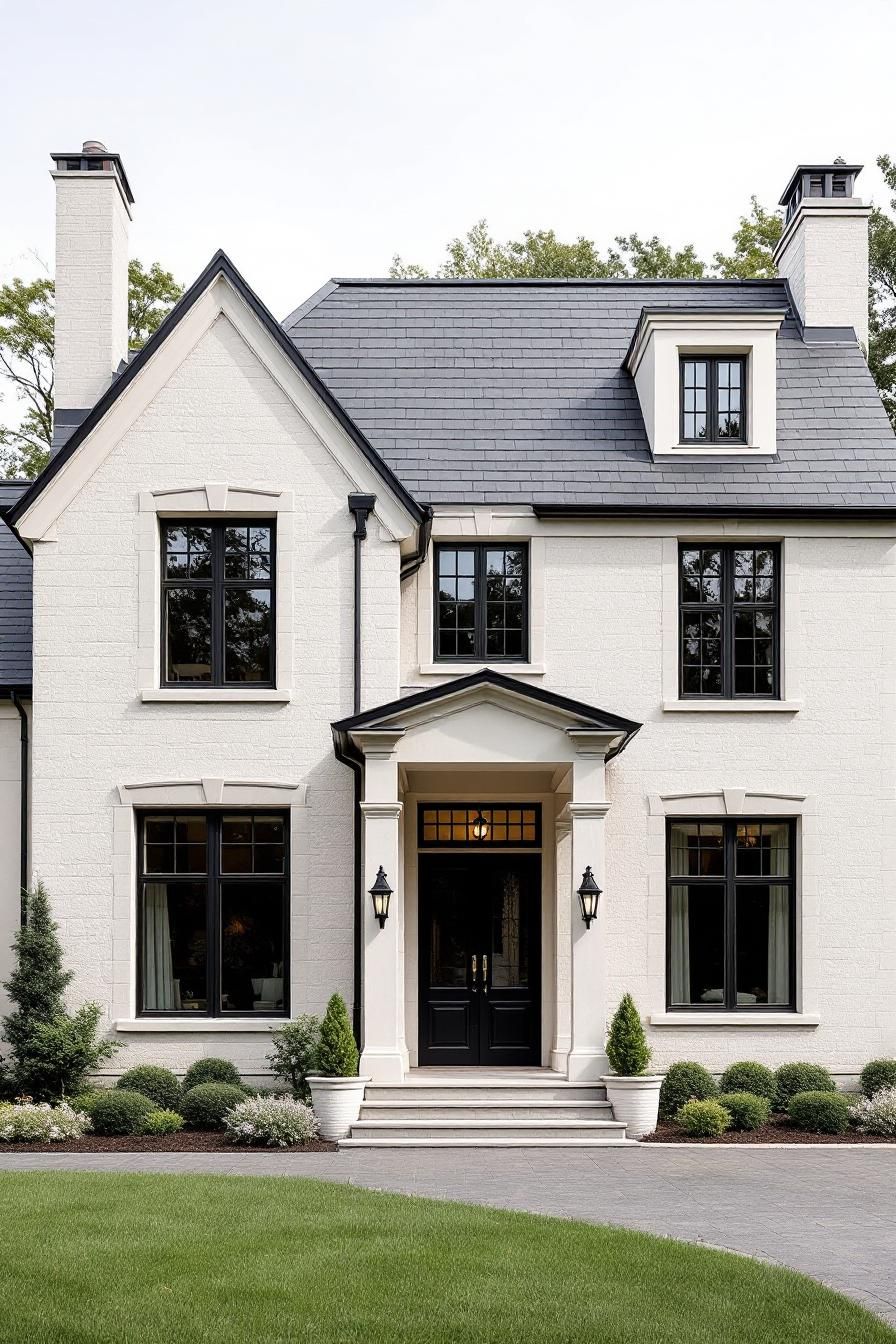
1,0,894,319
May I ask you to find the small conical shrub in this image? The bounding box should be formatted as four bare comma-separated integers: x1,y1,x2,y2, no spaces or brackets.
316,994,359,1078
606,993,651,1076
2,881,73,1059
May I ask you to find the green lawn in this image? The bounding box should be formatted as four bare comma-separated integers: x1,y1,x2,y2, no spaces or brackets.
0,1173,890,1343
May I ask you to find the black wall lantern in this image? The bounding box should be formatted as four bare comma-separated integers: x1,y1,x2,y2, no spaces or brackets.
369,866,393,928
577,866,602,929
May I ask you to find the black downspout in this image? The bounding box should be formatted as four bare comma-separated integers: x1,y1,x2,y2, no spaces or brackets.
346,494,376,1044
10,692,28,925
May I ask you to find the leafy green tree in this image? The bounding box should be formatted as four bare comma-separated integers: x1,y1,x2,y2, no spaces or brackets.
869,154,896,429
0,260,182,480
713,197,783,279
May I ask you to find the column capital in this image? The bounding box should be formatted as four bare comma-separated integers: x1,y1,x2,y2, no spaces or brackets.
352,729,405,760
566,728,622,758
561,801,611,821
359,802,403,820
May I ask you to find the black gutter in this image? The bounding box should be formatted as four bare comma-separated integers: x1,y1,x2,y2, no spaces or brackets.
533,504,896,520
9,692,28,924
345,493,376,1045
400,504,433,580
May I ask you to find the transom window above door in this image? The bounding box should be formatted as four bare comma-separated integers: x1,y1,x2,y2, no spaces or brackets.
419,804,541,847
679,543,780,698
435,543,528,661
162,521,275,686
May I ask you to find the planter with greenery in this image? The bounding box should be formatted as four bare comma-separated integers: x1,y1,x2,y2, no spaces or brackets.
600,993,663,1138
306,994,369,1140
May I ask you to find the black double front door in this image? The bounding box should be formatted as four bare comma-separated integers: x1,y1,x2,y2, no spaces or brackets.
418,853,541,1066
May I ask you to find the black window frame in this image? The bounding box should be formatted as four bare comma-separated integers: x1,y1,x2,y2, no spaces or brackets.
678,542,781,700
433,541,529,663
418,803,542,848
160,518,276,688
665,817,797,1013
679,355,747,445
137,809,290,1019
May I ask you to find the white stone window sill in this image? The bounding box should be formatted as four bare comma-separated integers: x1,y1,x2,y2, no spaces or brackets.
140,688,292,704
649,1013,819,1028
662,700,802,714
417,663,545,678
114,1018,284,1033
653,444,776,457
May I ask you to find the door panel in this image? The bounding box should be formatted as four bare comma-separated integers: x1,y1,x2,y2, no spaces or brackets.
419,853,540,1066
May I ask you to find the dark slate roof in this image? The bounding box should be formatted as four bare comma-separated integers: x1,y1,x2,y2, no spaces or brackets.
0,482,32,690
284,279,896,509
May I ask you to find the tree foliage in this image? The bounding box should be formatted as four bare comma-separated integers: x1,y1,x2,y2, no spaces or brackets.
316,993,359,1077
869,154,896,429
713,197,782,279
0,260,182,480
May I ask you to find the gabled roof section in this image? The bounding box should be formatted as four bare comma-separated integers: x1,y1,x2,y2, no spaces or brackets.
7,252,424,532
286,278,896,510
0,481,33,691
332,668,641,762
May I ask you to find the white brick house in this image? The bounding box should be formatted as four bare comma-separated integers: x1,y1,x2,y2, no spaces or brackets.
1,146,894,1136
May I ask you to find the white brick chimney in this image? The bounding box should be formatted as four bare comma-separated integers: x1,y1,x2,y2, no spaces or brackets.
774,163,871,350
50,140,134,418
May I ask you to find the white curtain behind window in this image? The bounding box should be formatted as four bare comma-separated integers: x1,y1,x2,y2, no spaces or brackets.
766,826,790,1004
670,885,691,1004
143,883,179,1011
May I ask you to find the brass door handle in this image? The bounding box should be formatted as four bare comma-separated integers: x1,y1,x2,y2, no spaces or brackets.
471,953,478,992
482,953,488,994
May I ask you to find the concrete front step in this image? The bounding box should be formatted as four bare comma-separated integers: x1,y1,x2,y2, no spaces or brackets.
359,1100,613,1121
340,1137,634,1148
348,1118,627,1145
364,1083,606,1104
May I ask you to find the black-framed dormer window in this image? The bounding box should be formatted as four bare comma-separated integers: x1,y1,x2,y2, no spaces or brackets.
680,356,746,444
679,543,780,698
434,543,528,661
138,811,288,1017
162,521,275,686
667,818,795,1011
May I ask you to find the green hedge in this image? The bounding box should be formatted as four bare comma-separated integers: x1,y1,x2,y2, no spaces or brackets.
658,1062,716,1120
717,1091,770,1131
787,1090,851,1135
181,1083,247,1129
182,1058,242,1091
718,1062,776,1102
86,1089,155,1136
676,1099,730,1137
773,1063,835,1111
117,1066,181,1110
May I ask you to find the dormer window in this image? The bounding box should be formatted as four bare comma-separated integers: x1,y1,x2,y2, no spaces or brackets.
680,357,746,444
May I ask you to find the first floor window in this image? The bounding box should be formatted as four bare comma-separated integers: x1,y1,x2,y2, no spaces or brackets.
162,520,275,686
667,818,795,1010
139,811,288,1016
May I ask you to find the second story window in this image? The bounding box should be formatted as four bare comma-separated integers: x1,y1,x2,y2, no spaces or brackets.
435,543,528,662
680,544,780,698
680,356,746,444
162,521,275,686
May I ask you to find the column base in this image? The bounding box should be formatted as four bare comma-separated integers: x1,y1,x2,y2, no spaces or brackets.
359,1046,409,1085
566,1047,608,1083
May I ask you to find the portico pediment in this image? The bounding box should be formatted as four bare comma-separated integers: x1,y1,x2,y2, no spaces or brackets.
332,670,640,767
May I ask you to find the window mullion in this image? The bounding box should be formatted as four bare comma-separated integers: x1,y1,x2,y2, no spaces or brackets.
724,822,735,1009
475,545,486,660
722,547,732,698
214,525,225,687
209,812,220,1016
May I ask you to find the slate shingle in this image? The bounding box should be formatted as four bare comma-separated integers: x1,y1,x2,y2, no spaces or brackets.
284,279,896,508
0,482,32,688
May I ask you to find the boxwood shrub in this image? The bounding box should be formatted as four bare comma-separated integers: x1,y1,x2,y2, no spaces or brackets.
87,1089,155,1136
787,1090,851,1135
718,1061,776,1103
859,1059,896,1099
182,1058,242,1092
141,1108,184,1136
116,1066,181,1111
773,1063,835,1111
181,1083,247,1129
658,1062,716,1120
717,1091,771,1131
676,1099,731,1137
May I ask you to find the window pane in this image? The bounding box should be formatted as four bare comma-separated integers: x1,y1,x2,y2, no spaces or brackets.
669,823,724,876
224,588,272,683
220,880,285,1013
221,815,286,874
142,880,207,1012
736,884,791,1005
669,883,725,1005
736,822,790,876
166,589,212,682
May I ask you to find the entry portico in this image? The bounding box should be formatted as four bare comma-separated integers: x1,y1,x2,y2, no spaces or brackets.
332,672,641,1085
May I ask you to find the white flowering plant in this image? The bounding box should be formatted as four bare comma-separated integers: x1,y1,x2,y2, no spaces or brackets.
223,1094,319,1148
0,1099,91,1143
850,1086,896,1137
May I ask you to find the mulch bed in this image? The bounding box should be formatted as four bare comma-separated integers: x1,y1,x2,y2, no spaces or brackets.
0,1132,337,1154
643,1114,892,1144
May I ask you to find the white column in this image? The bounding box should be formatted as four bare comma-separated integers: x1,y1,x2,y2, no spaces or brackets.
356,731,408,1084
565,731,614,1082
550,808,572,1073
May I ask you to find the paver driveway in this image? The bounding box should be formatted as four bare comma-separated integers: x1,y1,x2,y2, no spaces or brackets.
1,1146,893,1325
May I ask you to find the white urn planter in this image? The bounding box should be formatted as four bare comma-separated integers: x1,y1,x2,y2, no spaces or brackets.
307,1076,370,1141
601,1074,664,1139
